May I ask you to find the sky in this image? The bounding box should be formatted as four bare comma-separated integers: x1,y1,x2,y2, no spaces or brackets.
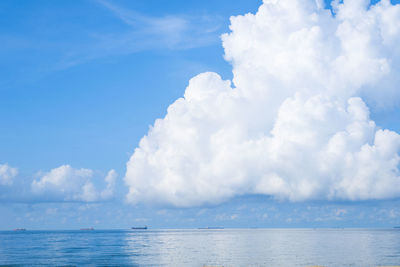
1,0,400,230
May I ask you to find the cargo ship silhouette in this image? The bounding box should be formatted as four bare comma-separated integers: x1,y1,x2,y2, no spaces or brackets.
131,226,147,230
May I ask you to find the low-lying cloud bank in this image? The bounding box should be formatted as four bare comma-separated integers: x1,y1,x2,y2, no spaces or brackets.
0,163,18,186
32,165,117,202
125,0,400,207
0,164,117,203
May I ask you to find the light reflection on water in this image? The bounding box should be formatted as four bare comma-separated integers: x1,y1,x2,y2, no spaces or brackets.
123,229,400,266
0,229,399,266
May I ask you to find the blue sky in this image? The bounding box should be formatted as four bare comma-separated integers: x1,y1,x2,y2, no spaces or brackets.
1,0,259,173
1,0,400,230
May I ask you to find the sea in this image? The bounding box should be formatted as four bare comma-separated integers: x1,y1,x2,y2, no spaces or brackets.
0,228,399,266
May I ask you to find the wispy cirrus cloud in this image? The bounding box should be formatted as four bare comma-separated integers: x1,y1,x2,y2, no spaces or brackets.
96,0,222,49
0,0,225,74
55,0,223,69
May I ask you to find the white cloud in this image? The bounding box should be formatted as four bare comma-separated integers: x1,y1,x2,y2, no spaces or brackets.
0,163,18,186
32,165,117,202
101,169,117,199
125,0,400,207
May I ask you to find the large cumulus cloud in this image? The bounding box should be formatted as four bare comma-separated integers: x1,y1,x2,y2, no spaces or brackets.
125,0,400,207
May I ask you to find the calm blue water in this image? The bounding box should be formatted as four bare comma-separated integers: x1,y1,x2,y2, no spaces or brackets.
0,228,399,266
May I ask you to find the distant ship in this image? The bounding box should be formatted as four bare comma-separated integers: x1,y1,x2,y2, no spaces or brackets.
13,228,26,231
198,227,224,230
131,226,148,230
80,227,94,231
